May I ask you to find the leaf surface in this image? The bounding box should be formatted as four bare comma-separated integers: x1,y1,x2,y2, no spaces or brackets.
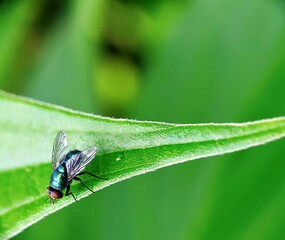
0,90,285,238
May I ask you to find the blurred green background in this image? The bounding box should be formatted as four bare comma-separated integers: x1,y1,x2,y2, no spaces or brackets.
1,0,285,239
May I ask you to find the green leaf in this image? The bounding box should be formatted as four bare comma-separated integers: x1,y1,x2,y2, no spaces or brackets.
23,0,106,112
1,90,285,239
0,0,36,88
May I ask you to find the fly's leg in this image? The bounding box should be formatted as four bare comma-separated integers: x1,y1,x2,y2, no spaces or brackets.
77,171,108,180
66,185,77,202
74,176,94,193
73,172,108,194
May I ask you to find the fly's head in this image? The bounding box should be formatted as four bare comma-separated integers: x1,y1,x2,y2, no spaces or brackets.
46,186,63,204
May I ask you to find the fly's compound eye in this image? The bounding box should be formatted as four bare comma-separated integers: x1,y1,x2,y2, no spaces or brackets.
47,187,63,199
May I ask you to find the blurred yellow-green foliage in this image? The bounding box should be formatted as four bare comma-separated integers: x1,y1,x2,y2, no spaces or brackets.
1,0,285,239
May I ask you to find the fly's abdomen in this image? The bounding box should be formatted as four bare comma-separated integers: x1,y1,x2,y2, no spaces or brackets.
50,165,68,191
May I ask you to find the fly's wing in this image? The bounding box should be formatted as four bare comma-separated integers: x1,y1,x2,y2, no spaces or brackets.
66,147,97,182
52,130,69,170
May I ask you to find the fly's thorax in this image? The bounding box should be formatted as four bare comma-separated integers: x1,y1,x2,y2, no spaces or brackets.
50,164,68,191
57,165,65,173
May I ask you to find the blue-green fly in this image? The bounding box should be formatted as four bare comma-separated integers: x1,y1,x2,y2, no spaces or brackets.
46,130,106,203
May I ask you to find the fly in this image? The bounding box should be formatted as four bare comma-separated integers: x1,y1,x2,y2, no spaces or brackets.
46,130,106,203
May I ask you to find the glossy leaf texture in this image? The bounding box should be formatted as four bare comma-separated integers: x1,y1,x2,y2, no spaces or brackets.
1,90,285,238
